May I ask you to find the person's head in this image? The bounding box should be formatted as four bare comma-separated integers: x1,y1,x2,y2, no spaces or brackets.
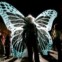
25,15,34,24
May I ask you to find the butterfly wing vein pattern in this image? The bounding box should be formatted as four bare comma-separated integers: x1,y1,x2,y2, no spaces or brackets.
0,2,57,57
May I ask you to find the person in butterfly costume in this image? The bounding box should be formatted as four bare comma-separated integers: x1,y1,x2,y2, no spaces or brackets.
22,16,40,62
0,2,57,58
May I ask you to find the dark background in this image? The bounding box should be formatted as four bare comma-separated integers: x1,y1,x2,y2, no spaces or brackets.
0,0,60,16
0,0,62,30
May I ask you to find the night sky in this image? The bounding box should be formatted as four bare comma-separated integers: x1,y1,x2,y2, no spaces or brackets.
0,0,62,30
0,0,60,16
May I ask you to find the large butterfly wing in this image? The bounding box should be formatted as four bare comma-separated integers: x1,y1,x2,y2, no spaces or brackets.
37,29,53,55
0,2,26,57
35,9,57,55
35,9,57,31
0,2,24,31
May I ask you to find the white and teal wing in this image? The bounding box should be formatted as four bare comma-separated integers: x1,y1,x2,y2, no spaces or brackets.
0,2,26,57
35,9,57,55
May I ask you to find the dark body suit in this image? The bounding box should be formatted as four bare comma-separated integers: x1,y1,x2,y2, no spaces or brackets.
22,23,40,62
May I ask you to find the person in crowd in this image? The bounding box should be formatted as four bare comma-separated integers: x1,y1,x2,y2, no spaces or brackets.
0,30,4,57
5,30,11,59
59,31,62,61
51,24,62,61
